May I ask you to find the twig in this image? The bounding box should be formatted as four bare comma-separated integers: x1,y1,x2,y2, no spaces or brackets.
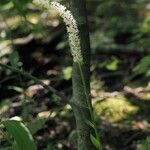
0,63,67,101
95,44,150,55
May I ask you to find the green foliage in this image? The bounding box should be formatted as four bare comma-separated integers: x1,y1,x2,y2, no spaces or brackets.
89,0,149,48
141,16,150,33
96,0,139,31
90,134,101,150
105,56,120,71
12,0,26,18
29,117,47,134
68,130,78,146
62,66,72,80
133,55,150,77
0,0,149,149
9,51,20,68
2,120,36,150
8,86,23,93
0,1,14,12
141,136,150,150
86,120,95,129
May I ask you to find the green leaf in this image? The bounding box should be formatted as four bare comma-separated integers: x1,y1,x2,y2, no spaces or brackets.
0,2,14,11
9,51,20,68
141,136,150,150
28,117,47,134
12,0,26,18
62,66,72,80
133,55,150,76
90,134,101,150
8,86,23,93
86,120,95,129
106,56,120,71
12,144,19,150
2,120,36,150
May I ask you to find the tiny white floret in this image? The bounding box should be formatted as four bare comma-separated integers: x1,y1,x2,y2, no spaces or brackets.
33,0,83,63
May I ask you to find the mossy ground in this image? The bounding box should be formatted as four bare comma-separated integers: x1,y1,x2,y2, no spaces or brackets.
94,95,139,123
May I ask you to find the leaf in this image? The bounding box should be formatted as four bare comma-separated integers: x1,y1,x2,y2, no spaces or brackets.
133,55,150,76
8,86,23,93
12,144,19,150
0,2,14,11
105,56,120,71
63,66,72,80
12,0,26,18
141,136,150,150
9,51,20,68
90,134,101,150
86,120,95,129
2,120,36,150
28,117,47,134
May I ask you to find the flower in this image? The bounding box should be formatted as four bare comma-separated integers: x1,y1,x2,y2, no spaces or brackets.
33,0,83,63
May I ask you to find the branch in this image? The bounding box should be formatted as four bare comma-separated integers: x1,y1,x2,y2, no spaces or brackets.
95,44,150,55
0,63,67,101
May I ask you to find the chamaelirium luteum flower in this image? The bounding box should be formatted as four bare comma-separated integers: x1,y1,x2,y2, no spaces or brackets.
33,0,83,63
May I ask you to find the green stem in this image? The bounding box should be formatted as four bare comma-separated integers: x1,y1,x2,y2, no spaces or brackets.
77,62,102,150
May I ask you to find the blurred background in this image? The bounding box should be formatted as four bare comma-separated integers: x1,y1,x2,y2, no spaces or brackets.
0,0,150,149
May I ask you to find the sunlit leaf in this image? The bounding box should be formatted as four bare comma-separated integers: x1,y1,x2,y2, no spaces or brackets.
90,134,101,150
106,56,120,71
2,120,36,150
8,86,23,93
63,66,72,80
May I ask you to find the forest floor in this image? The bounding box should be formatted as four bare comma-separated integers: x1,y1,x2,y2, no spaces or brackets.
0,31,150,150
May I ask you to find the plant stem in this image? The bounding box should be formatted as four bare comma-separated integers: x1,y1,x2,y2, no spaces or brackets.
69,0,101,149
77,62,101,148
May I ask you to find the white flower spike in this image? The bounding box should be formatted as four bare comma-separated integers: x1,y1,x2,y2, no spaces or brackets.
33,0,83,63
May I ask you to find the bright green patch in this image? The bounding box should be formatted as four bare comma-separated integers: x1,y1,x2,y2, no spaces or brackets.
62,66,72,80
95,96,139,123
